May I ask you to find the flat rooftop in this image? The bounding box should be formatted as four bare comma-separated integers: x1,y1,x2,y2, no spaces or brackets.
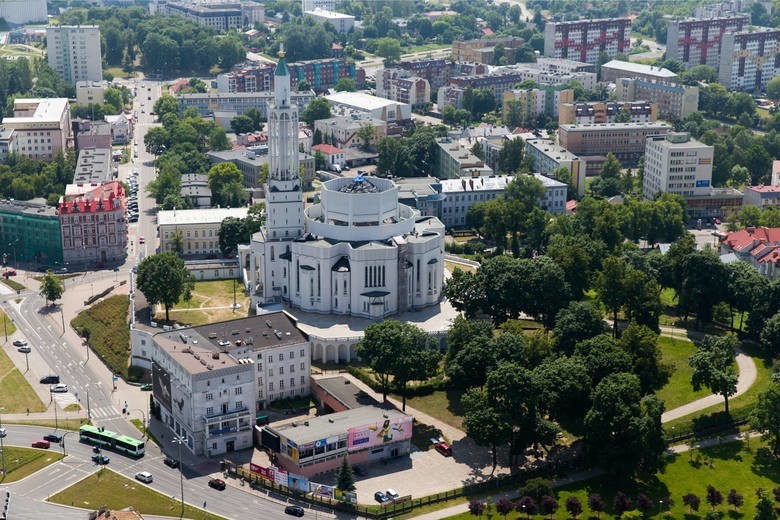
73,147,112,185
441,175,513,193
158,207,248,226
326,91,406,111
601,60,676,78
525,138,581,160
7,98,69,124
271,405,408,445
315,376,379,410
560,121,671,131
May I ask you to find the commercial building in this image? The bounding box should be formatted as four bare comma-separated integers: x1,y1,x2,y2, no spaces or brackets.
502,86,574,126
261,406,412,477
302,0,336,11
208,149,315,190
217,59,364,94
69,147,113,195
162,1,264,31
436,138,494,179
451,37,527,65
74,120,112,151
543,18,631,64
524,138,587,197
46,26,103,84
303,8,354,33
666,15,748,68
718,26,780,92
180,173,213,208
599,60,677,84
615,78,699,120
314,115,386,150
744,185,780,209
158,207,249,257
325,92,411,122
139,311,309,456
0,199,63,266
558,101,658,125
0,0,47,25
685,187,744,219
76,80,110,106
176,91,316,120
642,133,714,200
377,69,431,107
58,181,127,266
559,121,672,167
1,98,72,161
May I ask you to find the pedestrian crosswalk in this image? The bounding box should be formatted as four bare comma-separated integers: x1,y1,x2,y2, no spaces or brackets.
89,406,119,419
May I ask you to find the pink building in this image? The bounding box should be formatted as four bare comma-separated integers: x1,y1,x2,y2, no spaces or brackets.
2,98,72,160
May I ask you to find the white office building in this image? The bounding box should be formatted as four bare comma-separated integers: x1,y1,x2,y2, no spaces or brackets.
46,26,104,84
302,0,336,11
304,8,355,33
524,139,586,198
158,207,249,257
0,0,47,25
248,51,445,318
643,133,714,200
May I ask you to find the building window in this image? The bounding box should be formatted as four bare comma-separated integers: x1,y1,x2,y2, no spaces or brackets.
235,387,242,395
236,400,243,409
300,362,305,370
279,366,284,375
300,349,305,357
279,380,285,389
206,406,213,415
278,353,283,361
290,377,295,388
300,376,305,385
289,351,294,359
206,393,213,400
290,364,295,373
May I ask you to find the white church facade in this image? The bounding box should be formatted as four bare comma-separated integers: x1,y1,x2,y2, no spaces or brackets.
248,50,445,319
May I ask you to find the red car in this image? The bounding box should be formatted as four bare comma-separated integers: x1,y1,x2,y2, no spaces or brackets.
434,442,452,457
31,440,50,449
3,270,16,277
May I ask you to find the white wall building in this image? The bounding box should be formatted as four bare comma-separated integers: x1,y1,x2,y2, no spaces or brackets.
643,133,714,200
158,207,249,257
718,26,780,92
1,98,72,161
326,91,411,122
524,138,586,198
46,26,104,84
439,176,514,228
76,80,110,106
302,0,336,11
0,0,47,25
534,172,568,214
304,8,355,33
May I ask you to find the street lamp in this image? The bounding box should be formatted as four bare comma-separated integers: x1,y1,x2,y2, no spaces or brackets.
0,406,6,476
60,431,74,456
172,434,186,519
85,385,92,422
82,337,90,366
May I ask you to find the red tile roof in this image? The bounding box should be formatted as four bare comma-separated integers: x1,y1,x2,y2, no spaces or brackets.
311,144,344,155
58,181,125,214
746,185,780,194
722,226,780,254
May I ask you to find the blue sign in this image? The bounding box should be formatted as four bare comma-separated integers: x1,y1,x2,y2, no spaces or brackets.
314,439,327,449
696,180,711,188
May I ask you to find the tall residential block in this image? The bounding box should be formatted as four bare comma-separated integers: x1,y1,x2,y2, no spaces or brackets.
666,15,748,68
502,86,574,126
559,121,672,166
46,26,103,84
718,26,780,92
543,18,631,65
643,133,714,200
615,78,699,120
0,0,47,25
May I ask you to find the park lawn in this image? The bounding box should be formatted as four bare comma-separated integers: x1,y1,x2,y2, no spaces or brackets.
405,42,451,54
6,418,86,430
0,446,63,483
655,336,709,410
49,469,226,519
390,388,466,431
71,295,130,379
0,310,16,337
444,440,779,520
445,260,475,274
1,278,25,292
64,404,81,412
0,349,45,412
158,279,250,327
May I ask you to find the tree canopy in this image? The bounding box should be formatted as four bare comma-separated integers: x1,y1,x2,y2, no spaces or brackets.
136,253,194,322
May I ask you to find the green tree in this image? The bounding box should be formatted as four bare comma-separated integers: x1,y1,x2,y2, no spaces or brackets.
750,381,780,457
376,37,402,65
230,115,255,134
462,388,511,473
552,301,605,355
766,75,780,101
738,205,761,228
356,123,376,151
40,271,65,306
334,77,356,92
218,217,248,255
301,97,332,125
759,312,780,359
336,456,356,491
497,138,524,174
391,326,441,410
754,491,777,520
153,94,180,120
690,335,739,414
357,320,423,403
208,162,246,207
596,256,628,337
136,253,195,322
619,322,667,393
169,230,184,257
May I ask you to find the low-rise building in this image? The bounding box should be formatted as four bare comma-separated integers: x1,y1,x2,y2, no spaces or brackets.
535,172,569,214
685,187,744,220
162,0,264,31
720,226,780,278
559,101,658,125
68,147,114,196
743,185,780,209
325,92,411,122
0,129,15,162
311,144,345,168
208,149,315,190
451,37,527,65
377,68,431,107
1,98,72,161
74,120,112,151
76,80,110,106
439,175,513,227
104,113,133,144
0,199,62,266
436,137,493,179
559,121,672,167
304,8,354,33
314,115,386,149
615,78,699,120
58,181,127,266
180,173,212,208
524,138,586,197
158,207,249,258
643,133,714,200
176,91,316,121
599,60,677,84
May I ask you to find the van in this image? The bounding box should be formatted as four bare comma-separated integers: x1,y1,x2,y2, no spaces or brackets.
40,375,60,384
135,471,153,483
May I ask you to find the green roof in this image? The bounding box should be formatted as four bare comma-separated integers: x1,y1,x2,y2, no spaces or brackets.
275,58,289,76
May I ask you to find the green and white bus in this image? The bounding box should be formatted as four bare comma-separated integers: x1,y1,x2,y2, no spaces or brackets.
79,425,145,458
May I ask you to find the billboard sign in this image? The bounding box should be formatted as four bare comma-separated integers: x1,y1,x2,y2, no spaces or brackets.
151,362,172,412
310,482,335,499
347,415,413,451
288,473,309,492
696,179,711,188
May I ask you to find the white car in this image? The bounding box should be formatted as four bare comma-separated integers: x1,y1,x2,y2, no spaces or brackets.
0,428,6,438
135,471,153,483
50,383,68,393
386,489,399,500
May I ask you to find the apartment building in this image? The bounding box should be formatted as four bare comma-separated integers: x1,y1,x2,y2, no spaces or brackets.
543,18,631,64
502,86,574,126
0,130,14,162
180,173,212,208
439,175,515,227
643,133,714,200
163,1,264,31
377,69,431,107
58,181,127,266
398,58,451,90
304,8,354,33
558,101,658,125
176,91,316,119
451,37,527,65
75,80,110,106
158,207,249,257
217,59,364,94
743,185,780,209
0,0,47,25
718,26,780,92
558,121,672,167
615,78,699,120
208,149,316,190
436,138,493,179
302,0,336,11
599,60,677,84
666,15,748,68
46,26,103,84
0,200,62,266
68,147,113,194
524,138,587,197
1,98,72,161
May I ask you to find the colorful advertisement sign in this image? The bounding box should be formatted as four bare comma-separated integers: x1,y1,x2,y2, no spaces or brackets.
288,474,310,492
273,466,288,486
309,483,335,499
347,415,413,451
151,362,172,411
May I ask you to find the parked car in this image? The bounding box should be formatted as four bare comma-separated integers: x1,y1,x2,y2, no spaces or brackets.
13,339,27,347
3,269,16,277
208,478,226,491
128,216,138,223
92,454,110,465
54,267,68,274
163,456,179,468
17,345,31,353
434,442,452,457
386,489,399,500
31,440,50,449
44,434,62,443
0,428,6,438
140,383,153,391
40,375,59,384
374,491,390,504
139,236,145,244
50,383,68,393
284,505,305,517
135,471,153,483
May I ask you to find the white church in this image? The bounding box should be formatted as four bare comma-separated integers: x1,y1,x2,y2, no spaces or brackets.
248,49,445,319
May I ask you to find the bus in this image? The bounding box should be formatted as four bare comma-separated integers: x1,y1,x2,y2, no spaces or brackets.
79,425,145,458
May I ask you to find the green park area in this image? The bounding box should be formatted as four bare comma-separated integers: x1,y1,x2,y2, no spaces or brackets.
0,346,45,413
0,310,16,338
158,279,250,327
71,295,131,379
0,446,63,483
49,469,225,519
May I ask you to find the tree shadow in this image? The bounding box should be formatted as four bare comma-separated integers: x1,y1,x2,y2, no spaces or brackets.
727,510,745,520
751,447,780,481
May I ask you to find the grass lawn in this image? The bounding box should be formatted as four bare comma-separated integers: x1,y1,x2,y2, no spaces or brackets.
157,279,250,327
0,347,45,413
0,446,63,483
1,278,25,292
6,418,86,430
405,43,450,54
0,310,16,337
64,404,81,412
105,66,135,79
390,388,466,430
71,295,130,379
445,260,475,274
655,336,709,410
49,469,225,519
